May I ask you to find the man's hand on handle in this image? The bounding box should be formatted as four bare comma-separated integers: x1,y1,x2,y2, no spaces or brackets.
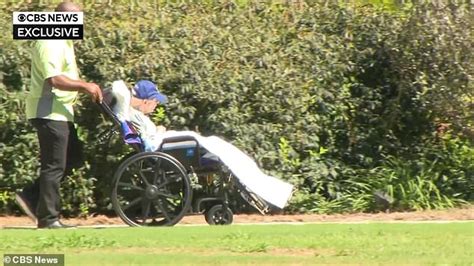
82,82,103,103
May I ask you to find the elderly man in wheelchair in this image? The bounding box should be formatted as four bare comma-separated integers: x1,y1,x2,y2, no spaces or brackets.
99,80,293,226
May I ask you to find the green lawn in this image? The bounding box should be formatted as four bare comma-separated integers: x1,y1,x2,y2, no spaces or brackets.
1,222,473,265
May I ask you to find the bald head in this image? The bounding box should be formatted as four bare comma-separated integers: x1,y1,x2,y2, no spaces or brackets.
55,2,81,12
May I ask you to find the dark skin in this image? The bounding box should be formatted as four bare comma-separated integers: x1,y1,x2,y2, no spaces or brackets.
47,2,103,103
55,1,81,12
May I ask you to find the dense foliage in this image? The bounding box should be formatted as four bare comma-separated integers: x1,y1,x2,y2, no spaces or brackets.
0,1,472,216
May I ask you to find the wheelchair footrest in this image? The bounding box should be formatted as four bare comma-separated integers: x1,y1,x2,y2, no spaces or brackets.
239,187,269,215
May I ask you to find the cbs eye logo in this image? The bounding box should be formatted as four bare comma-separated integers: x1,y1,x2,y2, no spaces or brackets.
18,14,26,22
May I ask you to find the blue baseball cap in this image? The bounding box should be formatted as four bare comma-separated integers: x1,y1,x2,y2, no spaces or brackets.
133,80,168,104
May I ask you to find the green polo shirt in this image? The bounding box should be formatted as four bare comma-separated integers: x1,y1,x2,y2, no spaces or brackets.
26,40,79,122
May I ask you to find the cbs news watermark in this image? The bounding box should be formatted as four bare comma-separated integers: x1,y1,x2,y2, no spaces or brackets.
3,254,64,266
13,12,83,40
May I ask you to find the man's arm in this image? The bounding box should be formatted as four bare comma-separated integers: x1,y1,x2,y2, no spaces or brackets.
47,75,103,103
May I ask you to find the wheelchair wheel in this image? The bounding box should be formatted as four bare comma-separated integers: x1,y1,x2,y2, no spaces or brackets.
205,204,233,225
112,152,192,226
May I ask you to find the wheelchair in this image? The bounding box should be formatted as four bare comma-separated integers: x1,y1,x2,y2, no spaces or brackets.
97,97,269,227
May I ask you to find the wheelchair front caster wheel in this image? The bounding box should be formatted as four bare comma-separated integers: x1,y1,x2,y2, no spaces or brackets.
205,204,233,225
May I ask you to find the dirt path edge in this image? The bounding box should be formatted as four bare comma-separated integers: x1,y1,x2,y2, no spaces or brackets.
1,206,473,227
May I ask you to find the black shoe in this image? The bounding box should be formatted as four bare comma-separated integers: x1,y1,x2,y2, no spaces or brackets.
37,220,77,229
15,192,37,223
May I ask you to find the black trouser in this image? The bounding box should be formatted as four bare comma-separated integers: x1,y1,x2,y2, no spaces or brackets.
22,118,84,225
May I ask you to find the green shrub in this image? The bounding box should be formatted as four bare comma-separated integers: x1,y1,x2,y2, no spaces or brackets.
0,1,472,215
366,135,474,211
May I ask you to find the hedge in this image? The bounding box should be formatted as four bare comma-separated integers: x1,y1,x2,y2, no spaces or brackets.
0,1,472,216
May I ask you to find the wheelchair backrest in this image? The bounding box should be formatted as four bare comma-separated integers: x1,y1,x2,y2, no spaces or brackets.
98,87,144,152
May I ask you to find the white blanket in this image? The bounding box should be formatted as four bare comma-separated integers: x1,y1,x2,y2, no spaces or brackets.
153,130,293,209
110,81,294,209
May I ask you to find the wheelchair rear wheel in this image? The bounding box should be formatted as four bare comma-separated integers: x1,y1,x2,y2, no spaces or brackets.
112,152,192,226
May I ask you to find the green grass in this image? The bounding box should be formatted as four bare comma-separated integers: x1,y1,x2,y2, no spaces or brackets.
1,222,473,265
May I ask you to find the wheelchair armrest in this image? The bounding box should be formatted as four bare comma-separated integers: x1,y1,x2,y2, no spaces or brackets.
161,136,199,145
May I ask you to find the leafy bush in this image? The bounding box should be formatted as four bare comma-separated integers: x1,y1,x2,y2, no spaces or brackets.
367,135,474,211
0,1,472,215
